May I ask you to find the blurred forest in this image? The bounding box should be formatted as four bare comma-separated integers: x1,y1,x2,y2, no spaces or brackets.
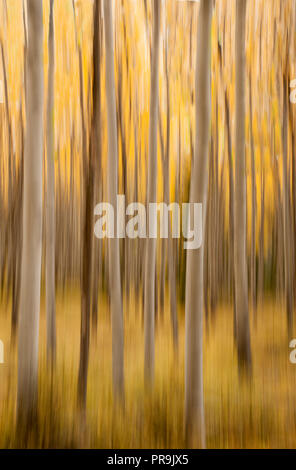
0,0,296,449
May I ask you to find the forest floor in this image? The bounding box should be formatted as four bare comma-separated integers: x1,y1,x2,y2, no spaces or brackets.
0,289,295,448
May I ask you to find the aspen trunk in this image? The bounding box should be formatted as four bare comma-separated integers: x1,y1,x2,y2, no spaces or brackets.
17,0,44,431
282,74,293,336
185,0,213,449
164,35,178,349
77,0,102,414
234,0,252,373
144,0,161,386
225,90,236,334
249,72,257,319
104,0,124,400
46,0,56,366
91,0,102,338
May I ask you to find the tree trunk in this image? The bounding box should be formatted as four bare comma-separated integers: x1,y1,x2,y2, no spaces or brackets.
234,0,252,373
225,90,236,336
46,0,56,366
91,0,102,338
104,0,124,401
17,0,44,433
144,0,161,386
282,74,293,337
249,72,257,321
185,0,213,449
164,32,178,350
77,0,102,416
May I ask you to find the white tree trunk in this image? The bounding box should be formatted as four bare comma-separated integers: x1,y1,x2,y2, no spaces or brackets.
234,0,252,372
185,0,213,449
17,0,44,430
144,0,161,386
104,0,124,400
46,0,56,366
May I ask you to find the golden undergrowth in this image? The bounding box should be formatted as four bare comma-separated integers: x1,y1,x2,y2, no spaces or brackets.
0,290,295,448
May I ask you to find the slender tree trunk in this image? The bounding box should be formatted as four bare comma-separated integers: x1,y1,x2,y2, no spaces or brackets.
91,0,102,339
185,0,213,449
46,0,56,366
258,166,265,305
234,0,252,373
282,74,293,337
17,0,44,432
77,0,102,416
104,0,124,401
1,40,20,342
290,87,296,309
144,0,161,386
11,116,23,346
74,0,90,415
164,33,178,349
249,72,257,321
225,90,236,335
159,112,166,317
